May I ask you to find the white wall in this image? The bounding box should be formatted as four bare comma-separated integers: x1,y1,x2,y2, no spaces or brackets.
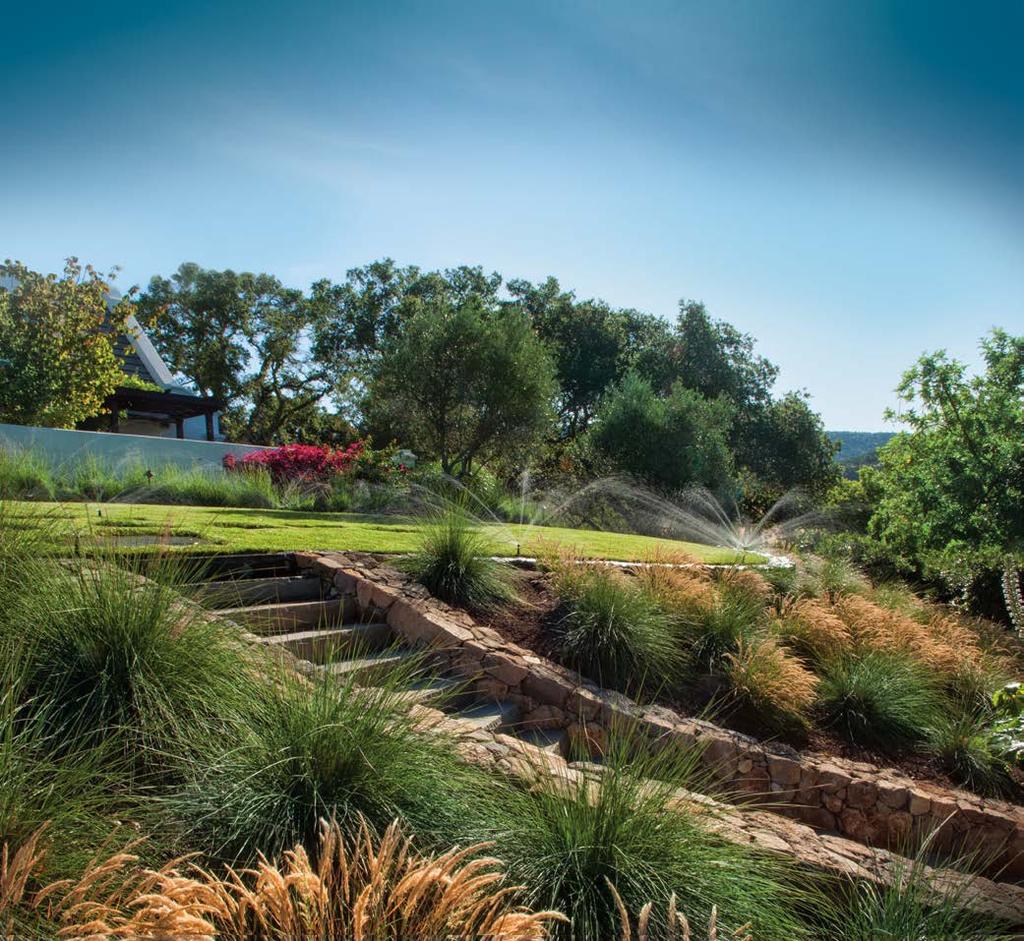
0,423,268,470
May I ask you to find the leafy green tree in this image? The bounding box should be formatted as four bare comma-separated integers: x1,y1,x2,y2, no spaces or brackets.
137,263,329,444
739,391,840,495
587,372,735,491
0,259,134,428
365,297,556,478
869,330,1024,574
311,260,502,406
507,277,627,438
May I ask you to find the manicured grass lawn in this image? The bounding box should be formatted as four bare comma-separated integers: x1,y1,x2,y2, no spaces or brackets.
7,500,762,564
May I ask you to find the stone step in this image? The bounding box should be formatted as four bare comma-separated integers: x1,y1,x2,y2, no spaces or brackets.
218,598,350,634
453,699,520,733
256,622,393,662
514,727,568,757
323,650,415,684
193,575,323,608
398,676,468,708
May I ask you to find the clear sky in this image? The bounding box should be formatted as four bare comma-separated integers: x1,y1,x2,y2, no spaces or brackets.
3,0,1021,430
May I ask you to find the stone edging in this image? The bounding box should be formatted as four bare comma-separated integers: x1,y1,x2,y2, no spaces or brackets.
295,551,1024,879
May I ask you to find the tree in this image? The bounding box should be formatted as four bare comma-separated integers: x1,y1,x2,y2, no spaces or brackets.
507,277,627,438
869,330,1024,573
738,391,840,495
586,372,735,492
311,260,503,410
0,258,133,428
137,263,330,444
365,297,556,478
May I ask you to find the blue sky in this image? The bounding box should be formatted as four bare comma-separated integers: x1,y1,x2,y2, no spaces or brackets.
3,0,1021,430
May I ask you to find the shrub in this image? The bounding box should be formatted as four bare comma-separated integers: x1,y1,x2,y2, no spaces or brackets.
401,503,516,611
929,707,1016,798
724,637,818,732
493,742,811,940
550,565,682,695
228,441,364,485
171,668,497,862
817,651,942,748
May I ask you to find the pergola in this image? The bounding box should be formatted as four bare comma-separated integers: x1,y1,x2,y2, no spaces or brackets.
102,387,225,440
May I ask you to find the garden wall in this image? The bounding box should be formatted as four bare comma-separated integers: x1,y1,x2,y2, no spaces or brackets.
296,550,1024,878
0,423,268,470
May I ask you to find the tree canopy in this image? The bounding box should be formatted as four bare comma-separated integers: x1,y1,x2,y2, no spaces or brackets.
137,263,329,443
0,259,134,428
365,295,557,478
869,330,1024,571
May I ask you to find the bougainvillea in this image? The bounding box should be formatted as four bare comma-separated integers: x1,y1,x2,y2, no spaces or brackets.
224,441,365,484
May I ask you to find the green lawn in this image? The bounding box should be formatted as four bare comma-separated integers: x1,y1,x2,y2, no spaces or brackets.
6,500,761,564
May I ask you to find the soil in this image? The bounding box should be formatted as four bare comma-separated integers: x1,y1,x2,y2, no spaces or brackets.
477,571,1024,803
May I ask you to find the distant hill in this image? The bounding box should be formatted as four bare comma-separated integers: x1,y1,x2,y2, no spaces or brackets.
828,431,896,478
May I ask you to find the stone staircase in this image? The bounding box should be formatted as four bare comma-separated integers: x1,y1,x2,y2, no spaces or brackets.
189,559,569,751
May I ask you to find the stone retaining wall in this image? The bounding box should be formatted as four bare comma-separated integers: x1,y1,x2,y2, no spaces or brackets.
295,550,1024,878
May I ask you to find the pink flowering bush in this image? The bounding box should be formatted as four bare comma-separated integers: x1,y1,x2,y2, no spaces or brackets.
224,441,365,485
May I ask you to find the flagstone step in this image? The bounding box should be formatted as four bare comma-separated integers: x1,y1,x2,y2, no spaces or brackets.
256,622,393,662
194,575,324,607
219,598,351,634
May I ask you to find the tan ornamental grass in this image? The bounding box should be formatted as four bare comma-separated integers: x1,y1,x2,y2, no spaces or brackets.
773,597,853,663
724,637,818,727
635,563,716,615
716,568,774,604
10,818,563,940
608,881,754,941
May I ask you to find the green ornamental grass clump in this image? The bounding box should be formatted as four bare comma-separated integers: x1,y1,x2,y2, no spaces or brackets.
551,565,683,695
402,502,517,610
817,650,942,749
929,707,1016,798
3,555,260,764
171,668,498,863
494,739,813,941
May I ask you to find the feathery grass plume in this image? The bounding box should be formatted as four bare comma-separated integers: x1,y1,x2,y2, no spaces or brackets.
610,884,755,941
834,595,986,682
928,706,1016,798
1,552,263,767
171,665,498,863
401,500,517,610
21,817,563,941
636,562,716,619
805,555,870,601
493,736,812,940
550,564,684,695
870,581,933,624
817,650,942,748
724,638,818,732
772,597,852,665
716,568,773,603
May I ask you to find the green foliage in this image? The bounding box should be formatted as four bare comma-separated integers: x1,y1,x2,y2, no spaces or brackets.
550,565,682,694
869,330,1024,592
0,259,134,428
818,651,941,748
0,448,55,500
587,372,735,492
402,503,517,610
835,851,1014,941
494,740,811,941
137,263,330,444
2,556,258,762
367,296,556,478
173,669,495,862
929,706,1015,798
683,578,766,672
